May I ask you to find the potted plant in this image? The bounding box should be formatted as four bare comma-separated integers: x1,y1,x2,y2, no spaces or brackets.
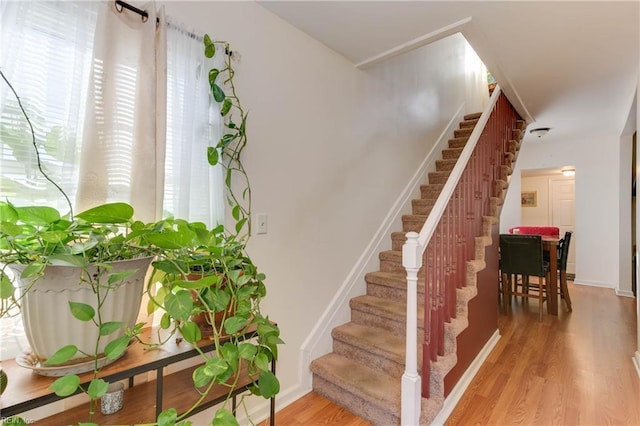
0,201,157,372
0,32,282,426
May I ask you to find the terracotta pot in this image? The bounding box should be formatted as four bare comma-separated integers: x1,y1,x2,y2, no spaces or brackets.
186,273,235,337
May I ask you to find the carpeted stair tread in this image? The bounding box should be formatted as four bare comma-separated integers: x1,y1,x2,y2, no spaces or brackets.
350,294,409,319
464,112,482,120
332,322,405,363
442,147,464,159
435,159,458,171
454,128,473,138
448,137,469,149
365,271,425,297
310,352,400,409
420,183,445,199
460,118,479,128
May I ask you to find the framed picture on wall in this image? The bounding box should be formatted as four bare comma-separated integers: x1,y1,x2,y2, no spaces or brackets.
521,191,537,207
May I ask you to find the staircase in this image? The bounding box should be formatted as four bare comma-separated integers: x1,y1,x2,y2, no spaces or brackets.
310,104,524,425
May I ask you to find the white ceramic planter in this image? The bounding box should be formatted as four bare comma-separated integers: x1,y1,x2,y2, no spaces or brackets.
10,257,152,374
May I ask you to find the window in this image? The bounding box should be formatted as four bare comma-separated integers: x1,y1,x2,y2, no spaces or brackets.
0,2,224,226
0,1,225,360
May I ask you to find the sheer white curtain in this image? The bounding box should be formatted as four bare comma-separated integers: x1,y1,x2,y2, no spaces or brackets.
77,1,166,222
163,20,225,226
0,1,99,214
0,1,226,359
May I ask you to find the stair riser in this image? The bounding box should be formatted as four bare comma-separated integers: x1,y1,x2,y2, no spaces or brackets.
420,184,444,199
435,159,457,172
428,172,450,185
366,282,425,303
402,217,425,233
312,376,400,426
412,199,435,215
442,148,463,160
454,129,472,138
448,138,468,149
460,119,478,129
391,233,406,251
380,258,405,274
333,340,405,378
351,309,407,337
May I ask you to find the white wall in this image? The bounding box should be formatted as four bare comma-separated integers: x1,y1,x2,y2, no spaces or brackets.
501,133,621,289
160,0,480,418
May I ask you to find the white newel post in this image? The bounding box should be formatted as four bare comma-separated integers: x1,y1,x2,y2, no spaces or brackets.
401,231,422,425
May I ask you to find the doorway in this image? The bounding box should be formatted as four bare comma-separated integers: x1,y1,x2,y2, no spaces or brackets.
521,167,576,275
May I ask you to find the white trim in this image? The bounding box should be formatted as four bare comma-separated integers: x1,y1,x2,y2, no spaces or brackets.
615,289,636,298
298,104,467,389
356,17,472,69
634,351,640,379
430,330,501,426
572,279,615,288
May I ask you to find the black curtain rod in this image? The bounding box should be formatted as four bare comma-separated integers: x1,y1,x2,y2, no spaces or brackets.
113,0,232,56
115,0,159,24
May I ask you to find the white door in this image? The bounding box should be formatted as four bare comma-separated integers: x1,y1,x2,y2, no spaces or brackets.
550,178,576,274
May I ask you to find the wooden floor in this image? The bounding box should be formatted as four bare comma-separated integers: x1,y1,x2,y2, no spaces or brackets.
265,281,639,425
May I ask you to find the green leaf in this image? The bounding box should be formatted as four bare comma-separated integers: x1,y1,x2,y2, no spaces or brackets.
204,357,230,378
164,290,194,322
47,253,89,268
224,315,247,334
75,202,134,224
0,221,22,237
107,269,137,286
158,408,178,426
212,84,225,102
0,201,19,223
176,275,219,289
220,342,239,371
209,68,220,86
238,342,258,360
0,273,15,299
40,230,68,244
69,302,95,322
20,262,45,278
257,370,280,398
180,320,202,344
212,408,239,426
204,35,215,58
152,259,184,275
254,352,270,372
104,335,130,360
192,364,214,388
207,146,219,166
44,345,78,366
15,205,61,225
87,378,109,399
99,321,124,336
235,217,248,234
231,205,240,221
221,98,232,116
50,374,80,396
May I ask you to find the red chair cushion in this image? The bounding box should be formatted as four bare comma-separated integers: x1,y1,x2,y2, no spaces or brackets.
508,226,560,236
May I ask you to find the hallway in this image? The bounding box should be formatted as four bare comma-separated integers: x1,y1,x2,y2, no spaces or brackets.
446,281,639,425
267,282,639,425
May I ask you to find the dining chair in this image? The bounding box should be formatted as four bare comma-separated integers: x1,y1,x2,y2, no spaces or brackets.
557,231,573,312
499,234,550,321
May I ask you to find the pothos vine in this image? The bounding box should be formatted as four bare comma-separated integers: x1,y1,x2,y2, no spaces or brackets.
204,35,252,242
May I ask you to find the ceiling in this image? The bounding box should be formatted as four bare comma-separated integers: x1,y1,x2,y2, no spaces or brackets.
259,1,639,146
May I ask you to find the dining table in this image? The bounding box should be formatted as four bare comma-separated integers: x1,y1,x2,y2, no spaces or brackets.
542,235,560,315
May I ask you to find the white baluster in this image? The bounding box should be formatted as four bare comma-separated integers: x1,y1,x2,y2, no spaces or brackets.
401,231,422,425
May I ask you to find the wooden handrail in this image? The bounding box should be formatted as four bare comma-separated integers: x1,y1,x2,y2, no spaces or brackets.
401,86,523,424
